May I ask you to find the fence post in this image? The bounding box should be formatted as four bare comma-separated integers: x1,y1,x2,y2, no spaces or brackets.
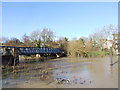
110,47,113,66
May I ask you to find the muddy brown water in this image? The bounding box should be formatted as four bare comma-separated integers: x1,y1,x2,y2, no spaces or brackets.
1,56,118,88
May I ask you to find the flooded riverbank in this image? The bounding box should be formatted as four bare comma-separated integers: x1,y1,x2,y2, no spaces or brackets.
2,56,118,88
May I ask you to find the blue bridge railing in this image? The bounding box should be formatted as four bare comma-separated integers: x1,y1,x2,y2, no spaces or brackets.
0,46,63,55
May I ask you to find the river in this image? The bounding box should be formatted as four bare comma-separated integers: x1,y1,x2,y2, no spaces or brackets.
2,56,118,88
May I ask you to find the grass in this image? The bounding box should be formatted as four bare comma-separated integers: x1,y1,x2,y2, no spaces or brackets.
87,51,110,57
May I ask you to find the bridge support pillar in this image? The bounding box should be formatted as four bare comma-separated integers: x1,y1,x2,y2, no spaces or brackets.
12,48,19,66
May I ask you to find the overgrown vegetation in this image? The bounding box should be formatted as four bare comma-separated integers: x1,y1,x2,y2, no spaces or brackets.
0,24,118,57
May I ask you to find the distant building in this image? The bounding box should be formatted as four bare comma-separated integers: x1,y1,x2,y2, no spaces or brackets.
102,40,113,50
112,33,120,54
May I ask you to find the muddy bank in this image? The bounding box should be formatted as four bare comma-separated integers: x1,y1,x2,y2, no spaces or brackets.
2,56,118,88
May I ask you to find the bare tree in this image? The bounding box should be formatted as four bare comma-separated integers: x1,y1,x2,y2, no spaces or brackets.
5,37,21,46
30,30,41,47
89,24,118,51
22,34,32,47
40,28,55,47
30,30,40,42
0,36,9,45
102,24,118,40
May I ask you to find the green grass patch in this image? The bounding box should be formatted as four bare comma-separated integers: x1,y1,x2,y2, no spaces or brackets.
87,51,110,57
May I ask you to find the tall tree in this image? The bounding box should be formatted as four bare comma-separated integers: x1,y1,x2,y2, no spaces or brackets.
40,28,55,47
30,30,41,47
22,34,32,47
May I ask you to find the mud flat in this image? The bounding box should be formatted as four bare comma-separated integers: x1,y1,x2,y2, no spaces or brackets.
2,56,118,88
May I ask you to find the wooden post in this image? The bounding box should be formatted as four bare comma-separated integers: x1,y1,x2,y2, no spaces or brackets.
12,48,19,72
110,47,113,66
12,48,19,66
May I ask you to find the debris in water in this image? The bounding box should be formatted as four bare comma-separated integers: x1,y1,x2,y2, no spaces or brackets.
56,77,70,84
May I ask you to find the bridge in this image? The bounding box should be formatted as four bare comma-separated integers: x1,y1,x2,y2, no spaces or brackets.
0,46,63,55
0,46,65,66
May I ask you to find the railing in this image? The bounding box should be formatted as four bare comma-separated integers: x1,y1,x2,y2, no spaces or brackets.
0,46,62,55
